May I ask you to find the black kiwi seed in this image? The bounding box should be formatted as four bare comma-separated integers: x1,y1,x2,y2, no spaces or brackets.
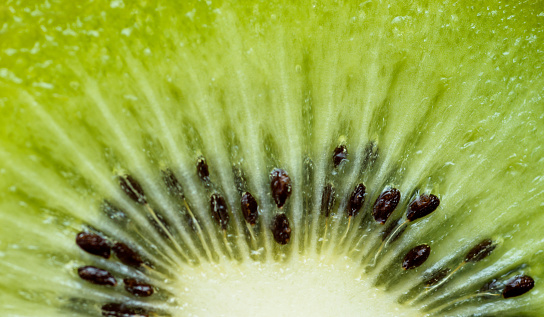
464,239,496,263
332,145,348,167
77,266,117,286
119,175,147,205
321,184,336,218
372,188,401,224
123,278,154,297
270,168,292,209
210,193,230,230
406,194,440,222
101,303,149,317
112,242,144,267
346,183,366,217
271,213,291,245
425,268,452,287
197,156,210,181
502,275,535,299
402,244,431,270
76,232,111,259
241,192,258,225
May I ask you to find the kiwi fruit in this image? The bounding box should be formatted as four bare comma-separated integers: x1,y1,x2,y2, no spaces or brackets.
1,1,543,316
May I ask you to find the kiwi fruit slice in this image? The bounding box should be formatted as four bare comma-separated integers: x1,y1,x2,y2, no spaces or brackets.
1,1,543,316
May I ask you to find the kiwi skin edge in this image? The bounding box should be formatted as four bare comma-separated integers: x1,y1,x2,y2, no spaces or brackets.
1,1,544,317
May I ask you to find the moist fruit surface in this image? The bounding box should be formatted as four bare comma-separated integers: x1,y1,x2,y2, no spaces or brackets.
1,1,544,316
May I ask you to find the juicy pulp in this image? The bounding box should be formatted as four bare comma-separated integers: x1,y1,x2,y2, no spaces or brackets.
1,1,544,316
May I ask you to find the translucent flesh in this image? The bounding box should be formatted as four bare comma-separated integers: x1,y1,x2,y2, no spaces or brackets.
1,0,544,316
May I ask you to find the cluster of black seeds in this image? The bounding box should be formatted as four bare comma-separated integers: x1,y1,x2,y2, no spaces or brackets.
269,168,292,244
194,157,232,231
325,144,535,304
75,231,154,316
172,157,292,246
424,239,499,291
196,156,294,246
404,238,536,313
197,156,261,234
86,142,536,315
76,232,145,268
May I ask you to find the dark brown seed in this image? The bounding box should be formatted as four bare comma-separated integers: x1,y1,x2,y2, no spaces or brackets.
346,183,366,217
332,145,348,167
162,168,184,198
271,213,291,245
113,242,144,267
464,239,496,263
119,175,147,205
197,156,210,181
123,278,154,297
425,268,451,286
77,266,117,286
320,184,336,218
502,275,535,299
270,168,292,208
101,303,149,317
241,192,258,225
406,194,439,222
76,232,111,259
402,244,431,270
210,193,230,230
372,188,401,224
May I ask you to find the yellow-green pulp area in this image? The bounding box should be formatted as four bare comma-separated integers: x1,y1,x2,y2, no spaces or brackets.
174,256,420,317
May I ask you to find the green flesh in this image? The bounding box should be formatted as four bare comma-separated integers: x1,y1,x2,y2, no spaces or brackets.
1,0,544,316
